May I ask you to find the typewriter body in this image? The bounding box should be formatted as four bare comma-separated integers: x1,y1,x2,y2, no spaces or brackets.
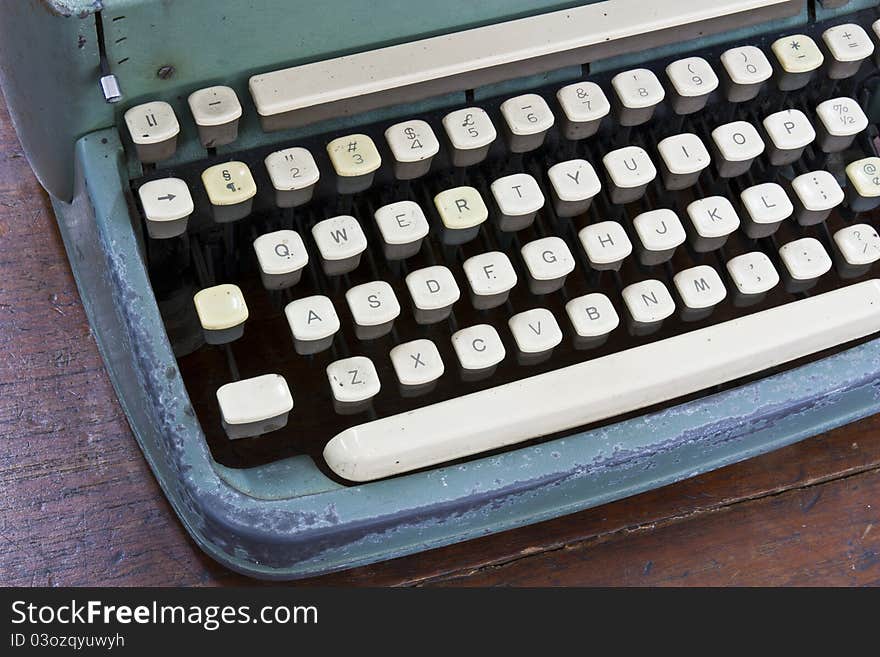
4,0,880,579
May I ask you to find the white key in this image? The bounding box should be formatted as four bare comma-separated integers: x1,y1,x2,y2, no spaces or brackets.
875,19,880,65
611,68,665,126
556,81,610,139
822,24,873,79
632,209,686,265
686,196,740,252
656,133,710,190
578,221,632,270
325,280,880,481
815,97,869,152
762,109,815,165
138,178,194,239
673,265,726,318
123,101,180,162
217,374,293,440
834,224,880,266
253,229,309,289
520,236,576,294
187,85,242,147
779,238,832,289
462,252,517,309
264,147,320,207
771,34,823,90
442,107,497,166
740,182,793,238
405,265,460,324
326,356,381,412
711,120,764,177
602,145,656,204
384,119,440,179
790,170,845,225
490,173,544,231
312,215,367,275
345,281,401,339
665,56,718,114
193,284,248,344
726,252,779,297
547,159,601,217
284,295,340,354
374,201,429,260
499,93,554,152
390,339,444,388
719,45,773,102
509,308,563,357
565,293,619,343
845,157,880,212
621,279,675,332
451,324,505,373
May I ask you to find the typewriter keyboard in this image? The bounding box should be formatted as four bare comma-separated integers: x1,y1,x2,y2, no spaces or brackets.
134,17,880,482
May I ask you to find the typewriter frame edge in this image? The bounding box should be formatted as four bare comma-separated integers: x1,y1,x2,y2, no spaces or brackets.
53,128,880,580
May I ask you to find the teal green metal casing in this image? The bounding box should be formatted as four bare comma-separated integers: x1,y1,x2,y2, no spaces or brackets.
4,0,880,577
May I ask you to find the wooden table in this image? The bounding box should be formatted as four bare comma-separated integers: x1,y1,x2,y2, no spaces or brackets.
1,98,878,587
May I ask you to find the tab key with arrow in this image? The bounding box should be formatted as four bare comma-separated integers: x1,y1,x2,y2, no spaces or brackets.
137,178,194,239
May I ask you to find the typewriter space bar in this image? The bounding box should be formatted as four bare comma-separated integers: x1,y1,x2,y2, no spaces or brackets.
324,280,880,482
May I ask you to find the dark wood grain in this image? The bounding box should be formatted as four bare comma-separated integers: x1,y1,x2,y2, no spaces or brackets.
1,94,879,587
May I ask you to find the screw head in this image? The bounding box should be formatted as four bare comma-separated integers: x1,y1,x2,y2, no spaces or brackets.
157,65,175,80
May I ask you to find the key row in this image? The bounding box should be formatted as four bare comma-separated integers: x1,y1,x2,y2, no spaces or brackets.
123,20,880,166
194,225,880,358
214,228,880,437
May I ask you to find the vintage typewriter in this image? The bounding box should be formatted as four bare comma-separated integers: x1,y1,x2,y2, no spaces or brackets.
4,0,880,579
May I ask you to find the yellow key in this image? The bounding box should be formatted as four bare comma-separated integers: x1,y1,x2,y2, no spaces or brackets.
326,134,381,193
201,161,257,222
845,157,880,212
434,186,488,245
193,283,249,344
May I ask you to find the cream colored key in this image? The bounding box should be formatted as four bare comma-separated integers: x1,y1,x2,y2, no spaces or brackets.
123,100,180,163
434,186,488,245
771,34,823,90
326,134,382,193
193,283,249,344
845,157,880,212
216,374,293,440
187,85,242,147
138,178,193,239
201,161,257,222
